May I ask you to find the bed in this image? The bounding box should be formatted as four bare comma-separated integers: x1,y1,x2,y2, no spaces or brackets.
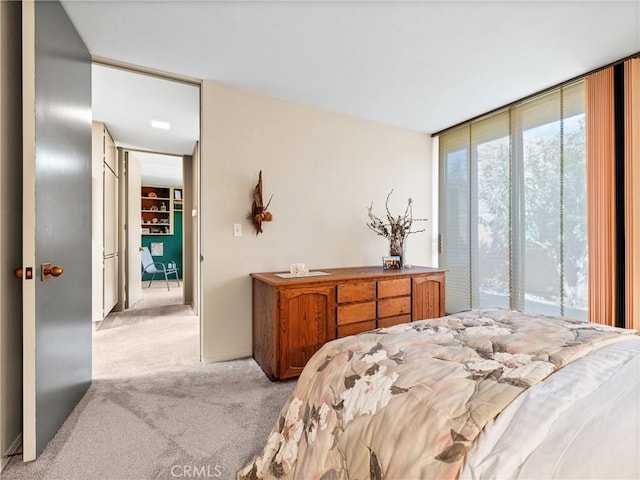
238,309,639,480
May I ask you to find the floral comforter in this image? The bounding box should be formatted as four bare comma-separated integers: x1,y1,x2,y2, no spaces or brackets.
238,309,636,480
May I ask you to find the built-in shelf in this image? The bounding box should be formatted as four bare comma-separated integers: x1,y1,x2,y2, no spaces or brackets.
141,185,176,235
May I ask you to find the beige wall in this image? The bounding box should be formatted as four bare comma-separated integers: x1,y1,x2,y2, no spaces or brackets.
0,0,23,469
183,144,202,317
200,82,433,362
192,142,201,325
183,154,194,309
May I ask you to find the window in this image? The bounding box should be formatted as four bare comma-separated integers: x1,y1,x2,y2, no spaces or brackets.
439,81,587,319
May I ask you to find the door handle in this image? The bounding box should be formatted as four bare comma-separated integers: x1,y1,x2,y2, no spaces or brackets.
42,263,64,281
14,267,23,278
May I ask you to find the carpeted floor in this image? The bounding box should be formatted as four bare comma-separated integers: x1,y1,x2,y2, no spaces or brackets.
2,284,296,480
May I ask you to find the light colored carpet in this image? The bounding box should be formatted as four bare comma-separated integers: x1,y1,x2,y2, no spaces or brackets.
2,284,296,480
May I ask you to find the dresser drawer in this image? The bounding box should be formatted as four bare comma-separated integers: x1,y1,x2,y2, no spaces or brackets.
378,278,411,298
378,296,411,318
378,314,411,328
337,301,376,325
338,320,376,338
337,282,376,303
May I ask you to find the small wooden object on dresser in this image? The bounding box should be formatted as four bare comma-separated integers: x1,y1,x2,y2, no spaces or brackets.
251,266,445,380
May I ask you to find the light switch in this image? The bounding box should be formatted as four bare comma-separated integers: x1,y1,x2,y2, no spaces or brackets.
233,223,243,237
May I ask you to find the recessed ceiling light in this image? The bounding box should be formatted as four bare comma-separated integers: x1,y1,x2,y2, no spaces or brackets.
151,120,170,130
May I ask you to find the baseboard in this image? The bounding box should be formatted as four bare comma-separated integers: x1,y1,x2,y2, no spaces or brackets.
1,433,22,472
201,350,252,364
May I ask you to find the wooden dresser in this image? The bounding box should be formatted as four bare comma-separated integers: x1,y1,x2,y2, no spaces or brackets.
251,266,445,380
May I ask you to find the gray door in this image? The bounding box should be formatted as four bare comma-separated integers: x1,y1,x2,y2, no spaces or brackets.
22,0,92,460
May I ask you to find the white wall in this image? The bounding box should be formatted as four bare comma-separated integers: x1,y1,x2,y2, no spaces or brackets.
200,82,434,362
0,0,23,469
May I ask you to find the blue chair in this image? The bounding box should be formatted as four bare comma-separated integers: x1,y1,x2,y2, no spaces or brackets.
140,246,180,291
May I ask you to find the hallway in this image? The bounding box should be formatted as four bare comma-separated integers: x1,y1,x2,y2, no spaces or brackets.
94,283,199,378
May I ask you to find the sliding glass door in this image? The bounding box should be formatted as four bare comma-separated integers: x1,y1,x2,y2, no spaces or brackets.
439,82,587,320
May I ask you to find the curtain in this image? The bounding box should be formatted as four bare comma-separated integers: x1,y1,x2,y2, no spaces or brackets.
625,59,640,330
585,67,616,326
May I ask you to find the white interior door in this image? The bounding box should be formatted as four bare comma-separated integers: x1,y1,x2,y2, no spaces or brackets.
22,0,92,461
126,151,142,307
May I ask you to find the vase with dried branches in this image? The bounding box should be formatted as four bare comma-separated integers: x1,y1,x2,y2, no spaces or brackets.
366,190,427,267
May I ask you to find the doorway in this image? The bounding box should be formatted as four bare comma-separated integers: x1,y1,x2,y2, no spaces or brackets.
91,63,201,365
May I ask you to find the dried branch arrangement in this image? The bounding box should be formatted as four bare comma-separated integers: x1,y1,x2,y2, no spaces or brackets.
250,170,273,235
366,189,427,241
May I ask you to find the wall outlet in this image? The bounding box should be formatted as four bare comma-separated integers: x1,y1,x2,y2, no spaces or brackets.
233,224,243,237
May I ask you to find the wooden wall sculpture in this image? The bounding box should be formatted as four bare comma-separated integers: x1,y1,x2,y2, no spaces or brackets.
250,170,273,235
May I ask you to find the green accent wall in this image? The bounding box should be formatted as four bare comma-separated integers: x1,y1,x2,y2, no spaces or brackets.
142,211,183,280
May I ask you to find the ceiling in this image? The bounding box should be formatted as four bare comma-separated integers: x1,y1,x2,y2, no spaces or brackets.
92,64,199,156
70,0,639,148
91,64,198,185
130,151,183,187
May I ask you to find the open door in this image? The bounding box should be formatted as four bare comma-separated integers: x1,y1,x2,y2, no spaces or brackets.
125,150,142,307
22,0,92,460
